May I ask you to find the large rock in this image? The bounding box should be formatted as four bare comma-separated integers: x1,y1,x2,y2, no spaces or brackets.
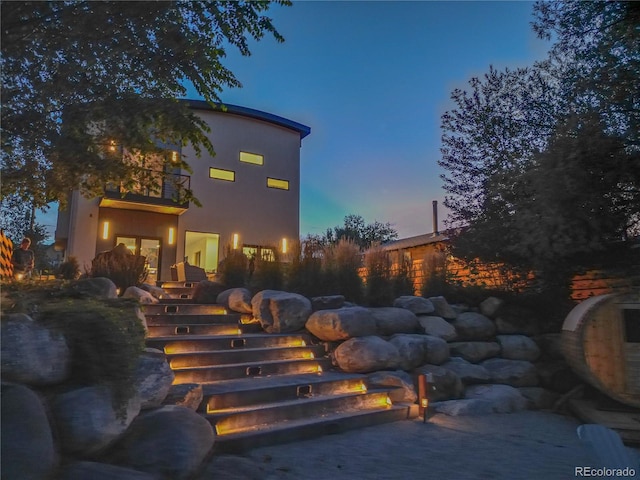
252,290,312,333
333,336,401,373
518,387,560,410
51,385,141,455
123,286,159,304
388,334,428,370
306,307,377,341
417,315,457,341
139,283,166,300
311,295,345,311
217,288,252,314
192,280,226,304
497,335,541,362
421,335,450,365
479,297,504,318
450,312,496,340
393,296,435,315
494,304,540,336
428,296,457,320
440,357,491,385
367,370,417,403
69,277,118,298
412,365,464,402
481,358,539,387
59,462,158,480
134,348,175,409
434,384,529,416
449,341,501,363
108,406,215,480
532,333,564,361
163,384,204,411
369,307,420,335
1,383,57,480
1,313,71,386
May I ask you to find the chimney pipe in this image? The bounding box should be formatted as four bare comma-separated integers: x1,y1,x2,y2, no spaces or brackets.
432,200,439,236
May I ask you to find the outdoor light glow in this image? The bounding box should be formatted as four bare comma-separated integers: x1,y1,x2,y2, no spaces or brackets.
168,227,175,245
171,151,178,162
282,238,288,254
386,396,392,406
102,221,109,239
109,140,117,152
233,233,239,249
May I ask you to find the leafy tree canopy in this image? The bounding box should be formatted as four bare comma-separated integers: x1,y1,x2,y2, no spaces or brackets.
323,214,398,250
439,0,640,294
1,1,290,209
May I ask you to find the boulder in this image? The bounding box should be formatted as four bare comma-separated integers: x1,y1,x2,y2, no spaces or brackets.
369,307,420,335
59,462,158,480
421,335,450,365
417,315,457,341
518,387,560,410
1,383,57,480
311,295,345,311
388,334,428,370
123,286,159,304
108,406,215,480
51,385,141,455
440,357,491,385
494,304,540,336
479,296,504,318
434,384,529,415
367,370,417,403
134,348,175,409
139,283,166,300
497,335,541,362
532,333,564,361
450,312,496,340
252,290,312,333
449,342,501,363
428,296,457,320
333,336,401,373
162,384,204,411
1,313,71,386
217,288,253,314
393,296,435,315
306,307,377,341
69,277,118,298
481,358,539,387
192,280,226,304
412,365,464,402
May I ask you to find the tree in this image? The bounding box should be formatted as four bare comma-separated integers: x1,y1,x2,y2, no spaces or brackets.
440,1,640,296
1,1,290,209
325,214,398,250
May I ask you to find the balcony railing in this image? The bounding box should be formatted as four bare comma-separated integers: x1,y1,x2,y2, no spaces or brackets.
101,169,190,214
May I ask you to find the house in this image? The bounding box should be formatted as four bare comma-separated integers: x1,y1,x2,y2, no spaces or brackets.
55,100,310,283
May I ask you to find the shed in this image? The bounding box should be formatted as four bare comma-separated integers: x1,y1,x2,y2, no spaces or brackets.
562,292,640,408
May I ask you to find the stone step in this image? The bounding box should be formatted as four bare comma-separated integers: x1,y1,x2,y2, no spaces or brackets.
145,313,246,326
147,323,244,337
166,345,326,368
202,372,369,412
159,281,200,289
172,358,331,383
143,304,228,315
213,403,417,453
147,333,317,354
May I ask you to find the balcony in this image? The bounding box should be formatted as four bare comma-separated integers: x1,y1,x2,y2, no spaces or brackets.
100,170,190,215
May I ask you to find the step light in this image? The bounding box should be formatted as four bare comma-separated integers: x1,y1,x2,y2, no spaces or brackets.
246,366,261,376
297,385,312,397
231,338,246,348
175,326,190,335
180,294,189,299
185,282,194,288
165,305,179,314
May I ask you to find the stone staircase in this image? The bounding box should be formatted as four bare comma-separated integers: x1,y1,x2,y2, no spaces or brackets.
144,282,417,452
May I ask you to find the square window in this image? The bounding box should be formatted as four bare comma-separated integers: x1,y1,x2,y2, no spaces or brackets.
240,151,264,165
267,177,289,190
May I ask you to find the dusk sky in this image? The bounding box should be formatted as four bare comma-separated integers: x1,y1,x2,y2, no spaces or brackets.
40,1,550,240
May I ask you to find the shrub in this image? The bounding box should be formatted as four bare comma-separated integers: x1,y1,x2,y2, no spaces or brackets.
393,252,415,297
286,239,325,297
219,244,247,288
56,256,80,280
323,239,363,303
421,249,449,297
250,245,284,293
364,246,394,306
90,247,147,293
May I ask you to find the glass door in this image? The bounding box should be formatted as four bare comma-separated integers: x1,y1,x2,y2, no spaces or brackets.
115,236,161,285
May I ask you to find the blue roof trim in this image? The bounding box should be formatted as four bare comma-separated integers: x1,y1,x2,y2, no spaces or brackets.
183,99,311,139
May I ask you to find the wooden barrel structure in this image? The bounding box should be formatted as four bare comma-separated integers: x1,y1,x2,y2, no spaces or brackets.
562,292,640,408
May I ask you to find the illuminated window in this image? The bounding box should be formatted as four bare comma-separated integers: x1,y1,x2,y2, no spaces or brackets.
209,168,235,182
267,177,289,190
240,151,264,165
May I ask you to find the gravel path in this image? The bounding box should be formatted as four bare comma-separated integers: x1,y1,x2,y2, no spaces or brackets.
200,411,640,480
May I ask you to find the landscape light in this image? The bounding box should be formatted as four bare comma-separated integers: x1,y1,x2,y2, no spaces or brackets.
418,373,433,422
